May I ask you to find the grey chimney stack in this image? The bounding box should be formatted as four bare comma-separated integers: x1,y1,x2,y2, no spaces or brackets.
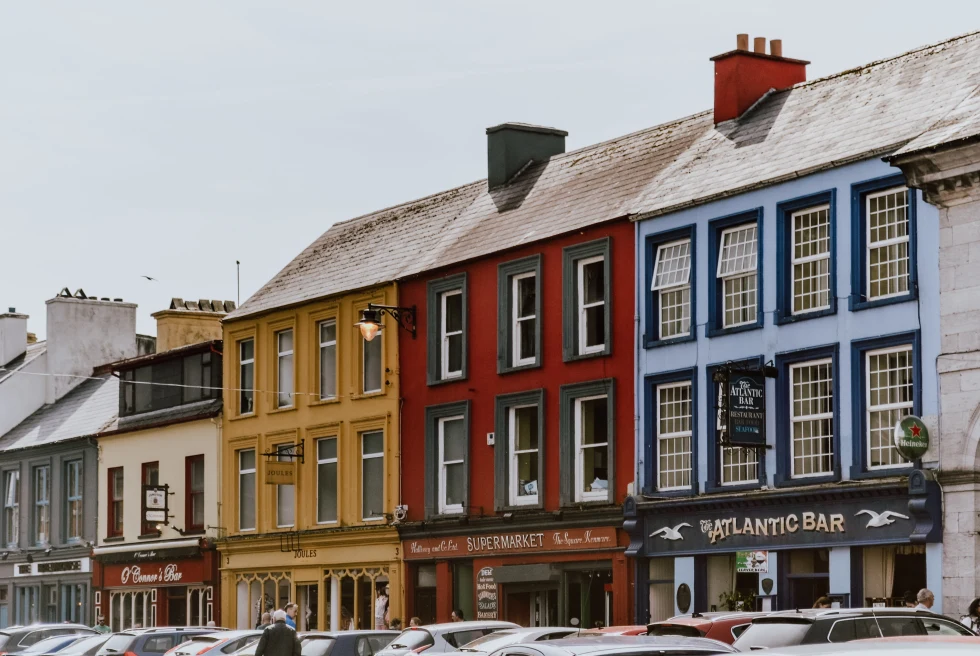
486,122,567,190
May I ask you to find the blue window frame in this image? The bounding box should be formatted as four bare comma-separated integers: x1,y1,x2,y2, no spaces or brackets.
850,174,918,311
644,225,696,348
774,343,841,487
707,208,764,337
642,368,698,496
704,356,766,493
849,330,921,479
775,190,837,324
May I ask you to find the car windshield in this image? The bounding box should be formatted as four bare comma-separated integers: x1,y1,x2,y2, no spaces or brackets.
647,625,702,638
387,630,434,651
177,641,220,654
99,635,137,654
733,622,811,650
231,641,260,656
457,631,517,651
60,637,111,656
299,637,335,656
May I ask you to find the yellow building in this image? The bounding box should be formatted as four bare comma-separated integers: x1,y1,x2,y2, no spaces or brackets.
219,284,402,631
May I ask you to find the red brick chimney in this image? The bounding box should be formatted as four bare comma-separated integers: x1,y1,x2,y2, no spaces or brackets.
711,34,809,124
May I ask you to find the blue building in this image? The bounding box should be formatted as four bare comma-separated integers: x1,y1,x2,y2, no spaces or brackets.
624,33,980,621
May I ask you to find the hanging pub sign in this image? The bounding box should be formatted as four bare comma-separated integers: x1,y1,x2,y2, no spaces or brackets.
894,416,930,461
265,460,296,485
143,484,169,525
724,368,767,447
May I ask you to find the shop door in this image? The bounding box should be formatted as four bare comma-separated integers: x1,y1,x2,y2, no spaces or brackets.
167,587,187,626
296,585,318,631
782,549,829,611
504,588,558,627
564,569,612,629
414,588,436,626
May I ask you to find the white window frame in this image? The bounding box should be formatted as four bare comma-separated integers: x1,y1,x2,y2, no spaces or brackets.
866,345,914,471
319,320,337,400
33,466,49,546
275,444,295,528
866,186,911,301
316,437,338,525
716,223,758,328
65,460,83,542
361,432,385,521
574,394,609,502
715,382,759,486
362,332,383,394
437,416,465,515
276,329,294,409
578,256,606,355
651,239,692,339
512,272,537,367
790,358,835,479
656,382,692,491
791,204,831,315
440,290,464,380
239,339,255,415
4,471,18,548
509,404,539,507
238,449,256,531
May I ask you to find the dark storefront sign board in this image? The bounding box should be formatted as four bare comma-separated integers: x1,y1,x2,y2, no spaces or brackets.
101,558,208,588
627,478,941,558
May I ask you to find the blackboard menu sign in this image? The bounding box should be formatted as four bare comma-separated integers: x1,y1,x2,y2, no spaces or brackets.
476,566,498,620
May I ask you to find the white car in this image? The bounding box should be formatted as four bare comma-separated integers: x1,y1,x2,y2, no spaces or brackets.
457,628,580,656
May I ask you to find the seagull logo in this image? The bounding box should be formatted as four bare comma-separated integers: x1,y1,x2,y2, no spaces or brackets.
856,509,910,528
650,523,691,541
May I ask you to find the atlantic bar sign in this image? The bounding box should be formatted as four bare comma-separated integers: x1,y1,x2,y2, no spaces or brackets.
403,527,618,560
640,486,939,556
724,369,766,447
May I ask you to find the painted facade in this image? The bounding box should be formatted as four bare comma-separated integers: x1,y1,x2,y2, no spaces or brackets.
630,157,943,620
219,285,403,632
397,221,636,627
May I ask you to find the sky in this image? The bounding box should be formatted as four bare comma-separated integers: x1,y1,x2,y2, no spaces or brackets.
2,2,979,339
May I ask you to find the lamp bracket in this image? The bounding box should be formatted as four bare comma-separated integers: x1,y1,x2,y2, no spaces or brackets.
369,303,417,339
261,440,305,464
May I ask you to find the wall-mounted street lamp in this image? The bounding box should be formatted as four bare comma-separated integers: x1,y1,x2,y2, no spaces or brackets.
355,304,417,341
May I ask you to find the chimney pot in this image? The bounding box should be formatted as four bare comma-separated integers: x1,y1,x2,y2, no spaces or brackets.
710,35,809,124
753,37,766,54
113,298,123,302
736,34,749,51
770,39,783,58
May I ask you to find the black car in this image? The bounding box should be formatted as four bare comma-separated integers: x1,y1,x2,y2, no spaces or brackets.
732,608,975,651
299,631,398,656
97,628,223,656
0,625,97,655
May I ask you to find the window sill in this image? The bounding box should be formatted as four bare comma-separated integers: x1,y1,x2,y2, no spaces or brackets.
498,501,543,513
498,361,542,376
137,532,162,540
229,412,256,423
703,480,765,494
643,332,696,350
849,464,914,480
562,348,611,364
774,304,837,326
268,405,298,416
309,397,341,407
354,390,387,399
182,528,206,536
103,536,125,543
849,290,917,312
426,375,467,388
706,321,763,339
640,485,699,499
562,496,616,507
774,471,840,488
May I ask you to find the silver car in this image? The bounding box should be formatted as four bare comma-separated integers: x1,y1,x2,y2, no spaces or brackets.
486,635,736,656
457,628,581,656
377,622,519,656
169,632,264,656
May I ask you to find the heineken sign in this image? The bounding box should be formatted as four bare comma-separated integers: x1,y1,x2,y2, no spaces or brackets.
894,416,929,460
725,369,766,447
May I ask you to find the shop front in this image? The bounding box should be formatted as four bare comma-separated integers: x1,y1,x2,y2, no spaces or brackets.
93,539,220,630
219,529,401,632
0,554,93,626
625,473,943,622
401,524,631,628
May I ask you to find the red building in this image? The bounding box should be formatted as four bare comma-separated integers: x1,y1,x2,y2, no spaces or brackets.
396,123,638,627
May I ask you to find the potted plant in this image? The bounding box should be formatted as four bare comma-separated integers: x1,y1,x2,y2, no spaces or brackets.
719,589,756,611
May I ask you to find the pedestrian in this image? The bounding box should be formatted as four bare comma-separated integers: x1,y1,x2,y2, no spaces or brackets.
389,618,402,631
409,617,422,627
93,618,110,634
450,609,464,622
341,607,353,631
915,589,935,611
812,596,832,609
962,598,980,631
284,603,298,630
254,610,301,656
375,586,390,630
903,590,916,608
257,612,273,630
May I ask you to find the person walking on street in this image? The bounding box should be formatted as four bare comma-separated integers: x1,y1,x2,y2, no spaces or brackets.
963,598,980,631
450,609,464,622
915,589,935,611
284,603,298,630
257,612,273,630
255,610,300,656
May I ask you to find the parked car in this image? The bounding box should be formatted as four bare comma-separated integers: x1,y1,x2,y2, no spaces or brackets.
18,636,95,656
0,625,97,655
167,631,263,656
727,640,980,655
485,635,736,656
377,622,519,656
457,628,580,655
732,608,975,651
97,628,224,656
38,636,113,656
299,631,399,656
648,612,768,645
576,628,648,637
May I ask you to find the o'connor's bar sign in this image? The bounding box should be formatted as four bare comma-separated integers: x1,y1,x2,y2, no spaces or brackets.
403,527,618,560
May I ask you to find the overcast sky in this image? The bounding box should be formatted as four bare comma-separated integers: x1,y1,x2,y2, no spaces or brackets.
2,2,978,339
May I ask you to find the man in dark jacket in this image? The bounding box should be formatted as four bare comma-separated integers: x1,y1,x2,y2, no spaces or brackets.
255,610,300,656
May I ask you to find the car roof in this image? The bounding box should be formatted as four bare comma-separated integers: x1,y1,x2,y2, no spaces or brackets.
654,613,766,628
754,608,953,622
301,631,398,637
734,642,980,655
533,635,735,652
420,622,519,632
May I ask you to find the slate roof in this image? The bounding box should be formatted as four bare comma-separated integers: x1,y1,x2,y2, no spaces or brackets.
0,375,118,452
893,85,980,157
229,30,980,321
0,341,46,384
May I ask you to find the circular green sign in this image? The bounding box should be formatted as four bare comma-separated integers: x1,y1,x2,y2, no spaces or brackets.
893,415,929,460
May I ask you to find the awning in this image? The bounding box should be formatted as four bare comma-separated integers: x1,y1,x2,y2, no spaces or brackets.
93,538,203,564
